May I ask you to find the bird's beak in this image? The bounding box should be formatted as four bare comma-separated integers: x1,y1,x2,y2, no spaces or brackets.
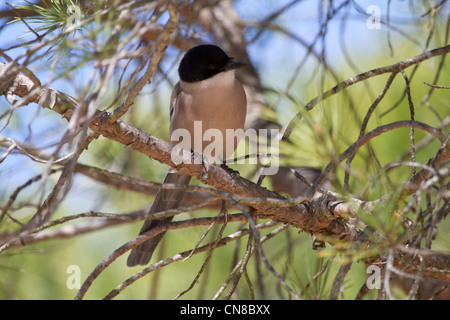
224,59,246,71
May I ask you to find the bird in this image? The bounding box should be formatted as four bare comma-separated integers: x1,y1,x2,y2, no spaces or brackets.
127,44,247,266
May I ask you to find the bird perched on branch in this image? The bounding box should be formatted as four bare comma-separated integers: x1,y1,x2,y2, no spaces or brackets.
127,44,247,266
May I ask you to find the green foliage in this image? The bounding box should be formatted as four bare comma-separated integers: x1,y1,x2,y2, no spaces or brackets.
1,0,448,300
11,0,85,53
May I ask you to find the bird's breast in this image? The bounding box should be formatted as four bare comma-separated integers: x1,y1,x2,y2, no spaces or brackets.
170,76,247,162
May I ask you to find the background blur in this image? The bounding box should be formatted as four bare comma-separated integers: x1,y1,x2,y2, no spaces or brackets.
0,0,449,299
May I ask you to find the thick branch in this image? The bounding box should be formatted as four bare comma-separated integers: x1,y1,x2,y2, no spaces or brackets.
283,44,450,140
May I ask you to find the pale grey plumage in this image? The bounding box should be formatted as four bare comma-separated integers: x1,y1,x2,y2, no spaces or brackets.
127,45,246,266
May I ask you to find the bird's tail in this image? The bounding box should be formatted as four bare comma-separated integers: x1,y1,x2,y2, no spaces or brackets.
127,169,191,267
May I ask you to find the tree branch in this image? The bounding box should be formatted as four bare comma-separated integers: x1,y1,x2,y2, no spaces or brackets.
282,44,450,140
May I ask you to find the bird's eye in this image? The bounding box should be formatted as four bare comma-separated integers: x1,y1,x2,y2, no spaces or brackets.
207,64,217,70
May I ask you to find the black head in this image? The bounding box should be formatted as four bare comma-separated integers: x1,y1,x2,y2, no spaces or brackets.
178,44,245,83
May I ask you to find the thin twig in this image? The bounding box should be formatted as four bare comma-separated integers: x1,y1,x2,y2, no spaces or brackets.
174,205,229,299
283,45,450,140
424,82,450,89
97,221,280,300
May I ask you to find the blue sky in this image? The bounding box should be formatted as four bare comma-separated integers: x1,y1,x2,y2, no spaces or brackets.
0,0,448,196
2,0,444,93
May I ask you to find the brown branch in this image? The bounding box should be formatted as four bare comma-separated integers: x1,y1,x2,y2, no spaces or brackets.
307,120,446,199
2,55,447,245
110,2,177,120
4,211,248,250
76,220,279,300
1,44,448,287
424,81,450,89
